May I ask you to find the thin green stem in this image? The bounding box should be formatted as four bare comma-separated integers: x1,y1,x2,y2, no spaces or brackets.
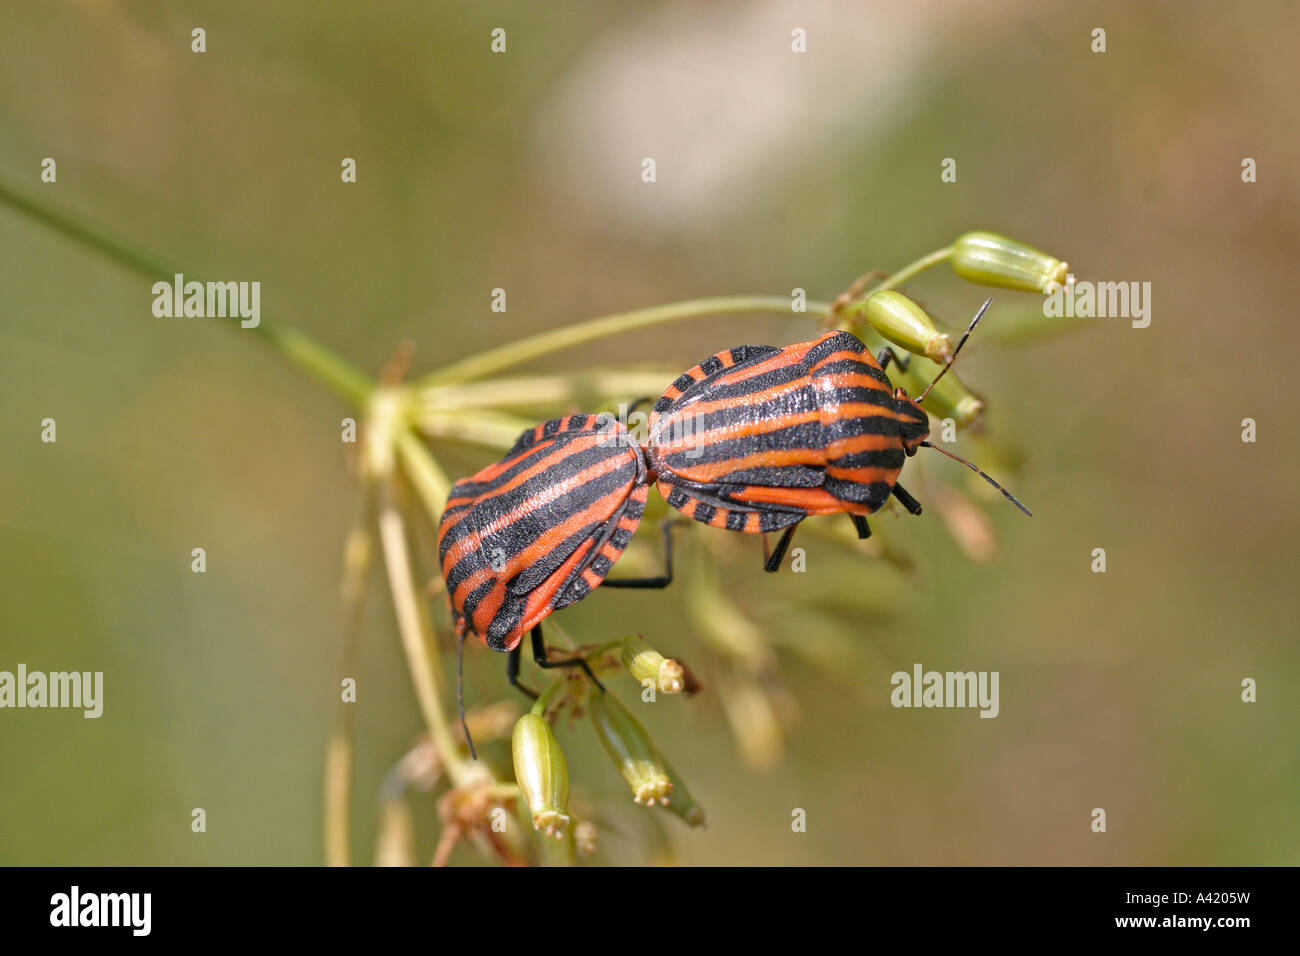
377,480,471,788
529,676,567,718
416,369,680,411
875,246,953,293
412,248,952,389
416,296,833,387
840,246,954,324
584,640,623,661
393,426,453,526
324,481,377,867
0,178,373,407
412,408,539,451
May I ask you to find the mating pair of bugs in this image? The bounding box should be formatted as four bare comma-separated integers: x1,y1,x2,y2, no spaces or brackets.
437,300,1029,739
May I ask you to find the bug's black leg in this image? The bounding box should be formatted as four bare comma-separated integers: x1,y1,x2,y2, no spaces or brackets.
763,525,798,573
506,644,539,700
849,514,873,539
602,521,676,589
627,396,654,416
892,483,923,516
876,346,910,375
531,624,606,693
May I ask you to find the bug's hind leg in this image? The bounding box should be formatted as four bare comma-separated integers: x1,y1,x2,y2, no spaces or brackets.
506,644,539,700
602,522,676,589
530,624,606,693
849,514,872,539
762,525,799,573
892,483,923,516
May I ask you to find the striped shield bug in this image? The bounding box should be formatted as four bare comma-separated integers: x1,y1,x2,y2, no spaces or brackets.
438,412,674,751
645,298,1030,571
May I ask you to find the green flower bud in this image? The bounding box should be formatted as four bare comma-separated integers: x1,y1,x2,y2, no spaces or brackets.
951,231,1068,293
862,291,952,362
588,693,673,806
511,713,570,837
621,634,685,694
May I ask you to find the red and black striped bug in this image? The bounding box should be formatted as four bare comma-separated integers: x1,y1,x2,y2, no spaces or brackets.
645,299,1030,571
437,412,673,751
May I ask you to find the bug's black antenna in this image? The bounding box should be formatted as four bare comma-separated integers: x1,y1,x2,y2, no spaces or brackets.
919,441,1033,517
917,297,993,404
457,632,478,760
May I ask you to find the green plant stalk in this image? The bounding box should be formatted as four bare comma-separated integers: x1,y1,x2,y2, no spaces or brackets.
529,675,567,718
377,482,471,788
838,246,953,326
876,246,953,293
324,482,377,866
417,369,680,411
0,179,373,407
412,407,540,450
413,247,953,388
416,296,835,387
393,427,453,525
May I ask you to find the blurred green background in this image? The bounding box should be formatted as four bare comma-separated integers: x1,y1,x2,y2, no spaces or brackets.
1,0,1296,865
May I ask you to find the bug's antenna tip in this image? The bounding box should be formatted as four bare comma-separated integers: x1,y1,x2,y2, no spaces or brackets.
919,441,1033,517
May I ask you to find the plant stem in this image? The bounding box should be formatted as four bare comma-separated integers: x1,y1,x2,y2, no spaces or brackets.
412,247,952,388
529,676,567,717
324,482,377,866
416,296,834,387
416,369,680,411
412,408,539,451
393,427,453,525
0,179,373,407
377,481,471,788
839,246,954,323
876,246,953,293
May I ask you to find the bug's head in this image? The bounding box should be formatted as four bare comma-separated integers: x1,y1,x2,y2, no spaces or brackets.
894,387,930,455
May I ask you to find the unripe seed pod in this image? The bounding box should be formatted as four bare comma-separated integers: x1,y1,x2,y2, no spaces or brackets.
661,756,706,828
511,713,570,838
951,231,1068,293
862,291,952,363
621,634,685,694
588,693,673,806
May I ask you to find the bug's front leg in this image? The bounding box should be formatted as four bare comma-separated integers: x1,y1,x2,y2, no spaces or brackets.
505,643,539,699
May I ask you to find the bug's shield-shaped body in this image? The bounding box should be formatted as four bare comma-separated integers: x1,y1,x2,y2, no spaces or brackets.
438,414,648,652
646,331,928,531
